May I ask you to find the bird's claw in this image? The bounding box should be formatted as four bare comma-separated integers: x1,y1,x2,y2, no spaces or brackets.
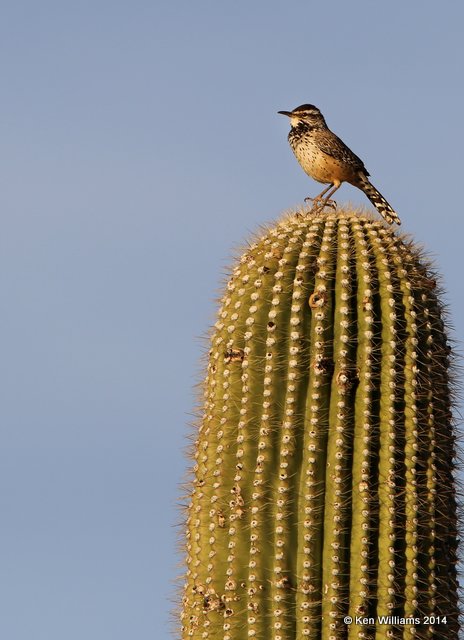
304,197,338,213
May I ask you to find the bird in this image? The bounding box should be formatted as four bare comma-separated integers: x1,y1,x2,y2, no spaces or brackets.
278,104,401,225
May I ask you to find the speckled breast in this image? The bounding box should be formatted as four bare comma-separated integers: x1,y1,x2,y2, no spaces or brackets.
292,139,358,185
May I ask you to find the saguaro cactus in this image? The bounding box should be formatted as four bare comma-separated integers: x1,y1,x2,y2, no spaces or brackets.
180,210,459,639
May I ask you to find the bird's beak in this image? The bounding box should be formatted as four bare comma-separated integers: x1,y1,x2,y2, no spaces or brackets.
278,110,293,117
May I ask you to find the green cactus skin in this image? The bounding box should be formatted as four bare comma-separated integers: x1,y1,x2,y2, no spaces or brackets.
180,210,459,640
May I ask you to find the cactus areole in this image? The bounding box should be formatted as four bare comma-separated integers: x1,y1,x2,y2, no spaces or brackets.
180,210,459,639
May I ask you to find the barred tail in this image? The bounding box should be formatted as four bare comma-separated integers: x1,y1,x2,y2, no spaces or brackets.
357,175,401,225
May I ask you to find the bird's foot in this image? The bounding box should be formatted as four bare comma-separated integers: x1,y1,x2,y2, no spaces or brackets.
304,197,338,213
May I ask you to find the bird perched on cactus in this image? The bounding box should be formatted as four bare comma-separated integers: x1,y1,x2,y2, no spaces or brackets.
278,104,401,225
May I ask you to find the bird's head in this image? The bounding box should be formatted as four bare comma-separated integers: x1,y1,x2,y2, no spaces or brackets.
278,104,327,129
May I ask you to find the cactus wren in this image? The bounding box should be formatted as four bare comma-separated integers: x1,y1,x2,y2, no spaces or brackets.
278,104,401,225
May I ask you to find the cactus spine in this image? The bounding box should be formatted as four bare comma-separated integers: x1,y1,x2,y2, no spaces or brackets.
180,210,459,639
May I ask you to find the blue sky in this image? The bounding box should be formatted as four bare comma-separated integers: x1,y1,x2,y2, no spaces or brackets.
1,1,463,638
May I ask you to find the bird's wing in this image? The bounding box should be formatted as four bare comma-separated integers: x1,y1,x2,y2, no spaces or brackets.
315,131,370,176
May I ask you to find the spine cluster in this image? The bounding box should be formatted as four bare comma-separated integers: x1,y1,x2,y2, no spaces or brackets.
180,210,459,640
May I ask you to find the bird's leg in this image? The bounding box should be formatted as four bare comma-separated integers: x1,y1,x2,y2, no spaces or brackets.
320,184,341,209
304,184,333,205
304,184,339,212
